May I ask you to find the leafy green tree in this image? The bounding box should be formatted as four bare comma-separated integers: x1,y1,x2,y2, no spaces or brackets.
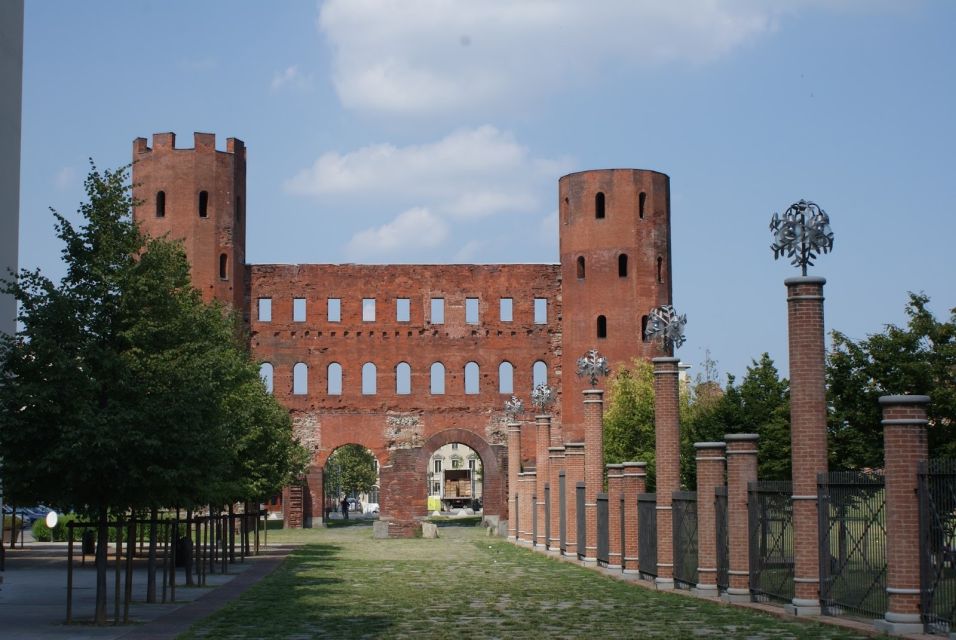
324,444,377,499
603,359,657,487
827,293,956,468
733,354,791,480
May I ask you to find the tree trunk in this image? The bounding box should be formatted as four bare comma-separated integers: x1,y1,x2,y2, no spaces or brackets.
146,508,158,603
94,508,108,624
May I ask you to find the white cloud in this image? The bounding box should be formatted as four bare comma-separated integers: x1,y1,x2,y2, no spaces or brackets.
345,207,449,258
317,0,862,115
271,65,312,92
53,166,75,191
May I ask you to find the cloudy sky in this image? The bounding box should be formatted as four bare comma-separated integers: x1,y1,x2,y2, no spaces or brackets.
18,0,956,382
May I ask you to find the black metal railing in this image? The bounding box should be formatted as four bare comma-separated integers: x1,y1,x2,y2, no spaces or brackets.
673,491,698,589
544,483,551,550
818,471,887,619
576,483,586,559
638,493,657,580
597,493,609,566
559,472,567,554
716,486,729,591
748,481,795,604
532,492,538,546
919,459,956,635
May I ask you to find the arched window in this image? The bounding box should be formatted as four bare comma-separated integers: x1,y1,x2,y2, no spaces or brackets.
532,361,548,389
618,254,628,278
327,363,342,396
498,361,514,394
156,191,165,218
362,362,377,395
219,253,228,280
464,362,479,395
396,362,411,395
259,363,274,394
657,256,663,284
595,192,606,219
576,256,586,279
198,191,209,218
639,191,647,219
293,362,308,395
641,315,649,342
597,315,607,339
430,362,445,395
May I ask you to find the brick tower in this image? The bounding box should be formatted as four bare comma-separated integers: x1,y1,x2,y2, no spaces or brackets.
558,169,672,439
131,132,247,312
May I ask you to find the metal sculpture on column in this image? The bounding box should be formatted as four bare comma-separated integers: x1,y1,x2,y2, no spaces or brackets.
576,349,609,387
531,384,556,414
769,199,833,276
644,304,687,350
504,395,524,421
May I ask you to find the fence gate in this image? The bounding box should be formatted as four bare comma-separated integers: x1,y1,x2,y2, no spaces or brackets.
919,459,956,635
673,491,698,589
544,483,551,550
748,481,795,604
559,472,567,554
818,471,887,619
638,493,657,580
597,493,609,566
576,483,586,559
716,486,729,592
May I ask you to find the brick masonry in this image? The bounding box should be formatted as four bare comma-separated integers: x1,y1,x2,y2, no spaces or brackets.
621,462,647,573
606,464,624,569
535,415,551,547
563,443,585,556
723,434,758,602
653,357,680,587
548,446,565,551
583,389,604,562
694,442,726,596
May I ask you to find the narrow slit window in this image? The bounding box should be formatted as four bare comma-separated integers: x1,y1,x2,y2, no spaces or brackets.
639,191,646,219
498,361,514,394
293,362,308,395
657,256,663,284
534,298,547,324
327,363,342,395
577,256,586,279
362,362,377,395
198,191,208,218
257,298,272,322
618,254,628,278
327,298,341,322
396,362,411,395
430,362,445,394
595,192,606,219
219,253,228,280
597,315,607,339
293,298,306,322
259,363,274,394
464,362,480,395
396,298,410,322
156,191,165,218
465,298,479,324
431,298,445,324
532,361,548,389
499,298,513,322
641,315,649,342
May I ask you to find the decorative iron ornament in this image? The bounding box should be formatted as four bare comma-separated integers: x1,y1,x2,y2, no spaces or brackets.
769,199,834,276
531,384,557,413
503,395,524,421
576,348,610,387
644,304,687,350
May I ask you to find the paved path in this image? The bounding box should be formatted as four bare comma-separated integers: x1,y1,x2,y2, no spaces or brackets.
0,542,295,639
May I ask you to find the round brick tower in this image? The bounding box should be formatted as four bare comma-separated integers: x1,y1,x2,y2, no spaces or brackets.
131,132,247,312
558,169,672,440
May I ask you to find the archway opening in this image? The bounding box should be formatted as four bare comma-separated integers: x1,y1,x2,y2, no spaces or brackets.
426,442,484,516
323,444,380,522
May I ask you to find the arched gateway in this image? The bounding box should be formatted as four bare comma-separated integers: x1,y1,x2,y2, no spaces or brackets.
130,132,673,537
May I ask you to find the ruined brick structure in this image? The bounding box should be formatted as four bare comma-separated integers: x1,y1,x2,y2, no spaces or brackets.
131,132,672,534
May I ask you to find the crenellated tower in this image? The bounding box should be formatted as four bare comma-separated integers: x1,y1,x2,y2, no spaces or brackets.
131,132,247,313
558,169,673,440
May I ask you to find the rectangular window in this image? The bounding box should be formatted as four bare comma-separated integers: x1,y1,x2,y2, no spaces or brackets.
499,297,513,322
293,298,306,322
327,298,341,322
465,298,479,324
396,298,410,322
534,298,547,324
430,298,445,324
362,298,376,322
434,459,441,473
257,298,272,322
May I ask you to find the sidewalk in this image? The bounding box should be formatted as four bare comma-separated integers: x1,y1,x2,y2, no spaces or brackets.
0,541,296,639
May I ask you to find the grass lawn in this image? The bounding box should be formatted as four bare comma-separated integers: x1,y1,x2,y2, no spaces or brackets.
180,524,872,639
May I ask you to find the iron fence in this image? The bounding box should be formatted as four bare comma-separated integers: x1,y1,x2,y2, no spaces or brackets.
532,492,538,546
544,483,551,550
559,472,567,554
748,481,795,604
716,486,729,591
818,471,887,619
638,493,657,580
673,491,698,589
919,459,956,635
576,483,586,559
597,493,609,566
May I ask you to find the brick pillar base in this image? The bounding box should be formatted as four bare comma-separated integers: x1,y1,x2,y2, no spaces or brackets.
694,442,726,597
722,434,758,604
583,389,605,564
874,394,930,635
563,442,585,558
518,471,536,545
548,446,565,553
506,421,521,542
304,466,324,528
653,357,681,589
607,464,624,570
622,462,647,573
535,415,551,547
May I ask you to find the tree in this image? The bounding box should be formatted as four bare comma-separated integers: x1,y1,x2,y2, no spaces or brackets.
324,444,377,499
603,359,657,487
827,293,956,468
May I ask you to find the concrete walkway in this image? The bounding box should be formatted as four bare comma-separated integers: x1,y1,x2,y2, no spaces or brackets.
0,541,295,639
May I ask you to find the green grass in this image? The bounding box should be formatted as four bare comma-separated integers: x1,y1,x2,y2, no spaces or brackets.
180,527,873,640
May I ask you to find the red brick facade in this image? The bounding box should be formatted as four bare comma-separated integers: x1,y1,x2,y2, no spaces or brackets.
652,357,680,588
694,442,726,597
723,434,758,603
583,389,604,562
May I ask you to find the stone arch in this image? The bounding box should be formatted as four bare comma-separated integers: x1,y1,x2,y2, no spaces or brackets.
417,428,506,519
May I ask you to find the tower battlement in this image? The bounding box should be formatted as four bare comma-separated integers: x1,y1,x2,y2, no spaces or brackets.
133,132,245,158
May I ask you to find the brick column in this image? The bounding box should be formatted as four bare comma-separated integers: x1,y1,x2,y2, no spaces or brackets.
722,434,758,603
506,420,521,542
653,357,681,589
304,466,324,528
874,394,930,636
606,464,625,570
535,415,551,547
622,462,647,573
583,389,605,564
784,276,828,616
694,442,726,597
563,442,585,558
518,470,535,545
548,446,565,553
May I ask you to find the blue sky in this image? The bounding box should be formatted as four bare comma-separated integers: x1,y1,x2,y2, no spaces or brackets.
18,0,956,383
